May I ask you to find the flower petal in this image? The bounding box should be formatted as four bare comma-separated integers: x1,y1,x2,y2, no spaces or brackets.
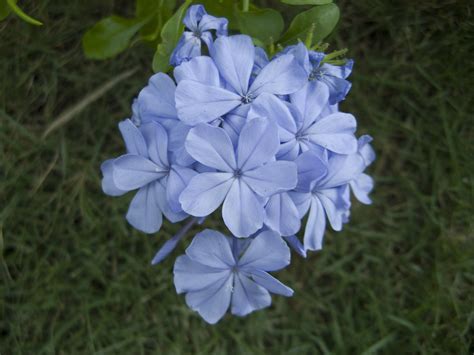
243,161,297,197
170,33,202,67
211,35,254,95
283,235,307,258
179,172,234,217
174,255,231,293
154,179,187,223
118,119,148,156
290,81,329,130
295,151,328,192
303,197,326,251
249,93,298,141
250,269,294,297
249,54,307,96
185,124,236,171
238,230,291,271
222,179,264,237
184,273,233,324
231,273,271,317
318,153,365,188
100,159,126,196
199,14,228,35
174,56,221,86
350,173,374,205
175,80,241,125
264,192,301,236
316,187,349,231
126,184,162,234
306,112,358,154
140,122,169,168
237,117,279,171
183,4,205,31
137,73,177,120
185,229,235,268
167,165,197,213
113,154,165,191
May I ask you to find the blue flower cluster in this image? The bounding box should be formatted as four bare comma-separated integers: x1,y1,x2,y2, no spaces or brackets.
101,5,375,324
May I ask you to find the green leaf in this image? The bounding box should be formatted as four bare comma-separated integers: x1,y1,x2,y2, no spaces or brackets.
281,0,333,5
82,16,147,60
6,0,42,25
235,8,284,45
0,0,11,21
138,0,177,42
152,0,191,73
280,4,339,46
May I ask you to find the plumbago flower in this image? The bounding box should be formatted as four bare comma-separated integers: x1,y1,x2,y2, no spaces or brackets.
170,4,228,67
174,229,293,324
100,4,375,324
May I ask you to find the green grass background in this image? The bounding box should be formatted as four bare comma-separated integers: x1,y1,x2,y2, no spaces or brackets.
1,0,473,353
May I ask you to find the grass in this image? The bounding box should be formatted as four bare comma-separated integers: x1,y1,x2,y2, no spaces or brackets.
1,0,473,353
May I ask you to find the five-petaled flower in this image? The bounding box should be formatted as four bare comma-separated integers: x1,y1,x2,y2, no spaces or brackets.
174,229,293,324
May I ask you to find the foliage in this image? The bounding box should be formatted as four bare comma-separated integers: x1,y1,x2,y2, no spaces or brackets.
0,0,42,25
82,0,341,69
0,0,473,353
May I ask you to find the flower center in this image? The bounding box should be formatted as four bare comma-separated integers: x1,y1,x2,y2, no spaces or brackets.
241,93,254,104
233,169,243,178
309,67,325,81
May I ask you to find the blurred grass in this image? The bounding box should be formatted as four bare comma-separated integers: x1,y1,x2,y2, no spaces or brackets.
1,0,473,354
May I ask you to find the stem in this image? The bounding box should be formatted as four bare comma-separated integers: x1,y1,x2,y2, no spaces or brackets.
242,0,249,12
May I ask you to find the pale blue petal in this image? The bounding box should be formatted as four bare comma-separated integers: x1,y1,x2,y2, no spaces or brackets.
126,184,162,234
249,94,298,141
185,124,236,171
184,274,233,324
252,46,269,77
249,269,294,297
222,179,264,237
264,192,301,236
350,173,374,205
137,73,177,120
305,112,358,154
303,197,326,251
288,191,312,218
283,235,307,258
174,255,231,292
358,134,376,166
168,122,195,166
174,56,221,86
318,153,365,188
180,172,234,216
175,80,241,125
198,14,228,35
170,33,201,67
100,159,126,196
321,60,353,80
279,42,311,75
185,229,235,268
151,230,186,265
183,4,205,31
249,54,307,96
316,187,348,231
113,154,165,191
277,140,299,161
221,113,246,146
237,117,279,171
295,151,328,192
231,274,271,317
118,119,148,156
211,35,254,95
238,230,291,271
290,81,329,130
154,178,187,223
140,122,169,168
321,75,352,104
243,161,297,197
167,165,197,213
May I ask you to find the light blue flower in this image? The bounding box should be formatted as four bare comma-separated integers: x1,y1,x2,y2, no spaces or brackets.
290,149,366,251
283,42,354,105
101,120,196,233
170,4,228,67
179,117,297,237
175,35,307,125
174,229,293,324
250,85,358,160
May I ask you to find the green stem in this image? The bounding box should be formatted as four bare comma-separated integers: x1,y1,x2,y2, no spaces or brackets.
242,0,249,12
